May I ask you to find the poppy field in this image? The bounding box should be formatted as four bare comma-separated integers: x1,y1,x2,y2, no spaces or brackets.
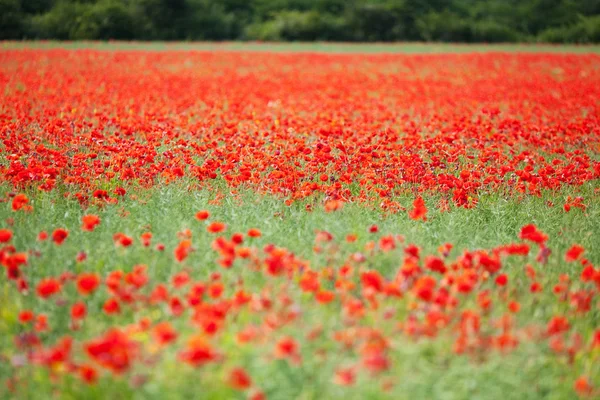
1,45,600,399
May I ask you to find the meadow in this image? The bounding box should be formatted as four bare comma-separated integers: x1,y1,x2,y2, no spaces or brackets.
0,43,599,399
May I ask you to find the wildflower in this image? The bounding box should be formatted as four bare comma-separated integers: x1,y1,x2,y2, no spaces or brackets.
519,224,548,246
195,210,210,220
81,214,101,232
408,196,428,221
152,322,178,345
18,310,34,324
0,229,12,243
547,316,570,336
51,228,69,245
247,228,262,238
71,302,87,320
79,365,98,384
77,273,101,295
85,329,138,374
334,367,356,386
103,298,121,315
275,337,300,362
227,367,252,390
315,290,335,304
207,222,226,233
113,233,133,247
36,278,61,299
574,376,592,396
565,245,584,262
12,194,30,211
141,232,152,247
174,240,192,262
495,274,508,286
324,199,344,212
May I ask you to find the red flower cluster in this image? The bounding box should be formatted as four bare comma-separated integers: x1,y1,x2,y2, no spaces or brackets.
3,218,599,397
1,51,599,213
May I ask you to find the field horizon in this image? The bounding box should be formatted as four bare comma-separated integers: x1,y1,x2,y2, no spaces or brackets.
3,41,600,54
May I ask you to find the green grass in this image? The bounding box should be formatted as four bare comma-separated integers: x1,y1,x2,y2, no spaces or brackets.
2,41,600,54
1,183,598,399
6,184,600,275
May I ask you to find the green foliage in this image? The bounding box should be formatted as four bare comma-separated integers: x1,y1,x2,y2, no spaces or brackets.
0,0,24,39
416,11,473,42
538,15,600,44
470,20,521,43
28,1,88,40
245,10,349,41
183,0,238,40
78,1,136,40
1,0,600,42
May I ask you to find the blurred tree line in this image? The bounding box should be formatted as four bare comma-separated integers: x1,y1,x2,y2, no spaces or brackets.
1,0,599,43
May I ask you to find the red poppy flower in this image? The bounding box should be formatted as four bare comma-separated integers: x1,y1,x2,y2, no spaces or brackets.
247,228,262,238
275,336,299,359
231,233,244,244
12,194,30,211
547,315,570,336
77,273,100,295
18,310,34,324
408,196,428,221
519,224,548,246
508,301,520,313
574,376,592,396
0,229,12,243
495,274,508,286
178,338,218,367
103,298,121,315
207,222,226,233
51,228,69,245
113,233,133,247
227,367,252,390
79,365,98,384
315,290,335,304
71,302,87,320
174,240,192,262
152,322,178,345
195,210,210,220
141,232,152,247
565,244,584,262
85,329,138,374
36,278,61,299
324,199,344,212
334,368,356,386
81,214,101,232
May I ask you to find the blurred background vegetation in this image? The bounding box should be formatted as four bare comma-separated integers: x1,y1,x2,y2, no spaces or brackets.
1,0,599,43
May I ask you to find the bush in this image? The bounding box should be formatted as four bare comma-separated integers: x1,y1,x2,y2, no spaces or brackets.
245,11,349,42
21,0,53,15
28,1,88,40
2,0,600,42
183,0,237,40
347,3,405,41
471,20,521,43
538,15,600,43
130,0,188,40
0,0,23,39
416,11,473,42
276,11,327,41
63,0,137,40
